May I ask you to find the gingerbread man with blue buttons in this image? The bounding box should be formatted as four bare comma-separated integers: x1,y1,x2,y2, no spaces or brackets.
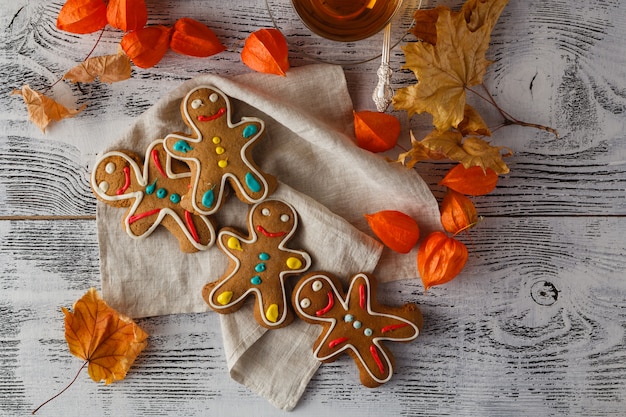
203,199,311,329
163,85,277,216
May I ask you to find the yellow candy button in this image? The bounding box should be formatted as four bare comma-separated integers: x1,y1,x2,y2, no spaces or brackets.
227,236,242,251
216,291,233,306
212,136,221,144
286,257,303,270
215,146,225,155
218,159,228,168
265,304,279,323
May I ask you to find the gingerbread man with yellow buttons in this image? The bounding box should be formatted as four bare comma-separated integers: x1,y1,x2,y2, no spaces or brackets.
163,85,277,216
203,199,311,329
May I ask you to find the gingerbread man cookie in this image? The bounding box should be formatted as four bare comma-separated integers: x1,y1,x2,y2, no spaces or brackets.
203,199,311,328
163,85,277,216
91,139,216,252
293,272,423,387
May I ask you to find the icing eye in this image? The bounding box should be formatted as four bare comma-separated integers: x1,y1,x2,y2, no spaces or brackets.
300,298,311,309
209,93,219,103
105,162,116,174
280,214,290,222
312,280,323,292
98,181,110,193
191,99,203,109
261,208,271,216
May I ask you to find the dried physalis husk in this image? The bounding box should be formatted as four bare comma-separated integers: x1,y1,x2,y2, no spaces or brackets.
241,28,289,76
353,111,401,153
56,0,108,34
417,231,468,291
440,189,478,235
170,18,225,57
120,25,172,68
106,0,148,32
439,163,498,196
365,210,420,254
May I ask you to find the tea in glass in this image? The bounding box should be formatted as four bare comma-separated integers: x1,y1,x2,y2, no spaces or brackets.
291,0,404,42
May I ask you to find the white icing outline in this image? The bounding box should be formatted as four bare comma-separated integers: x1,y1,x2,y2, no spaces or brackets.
293,273,420,385
91,139,216,250
163,85,270,216
208,199,311,327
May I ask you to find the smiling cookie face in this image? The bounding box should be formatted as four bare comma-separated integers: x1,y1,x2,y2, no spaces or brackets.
182,87,228,129
250,200,297,241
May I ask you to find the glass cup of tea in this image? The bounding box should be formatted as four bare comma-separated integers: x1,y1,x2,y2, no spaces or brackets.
291,0,404,42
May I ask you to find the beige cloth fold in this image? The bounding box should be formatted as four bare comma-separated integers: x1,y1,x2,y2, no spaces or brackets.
95,64,440,410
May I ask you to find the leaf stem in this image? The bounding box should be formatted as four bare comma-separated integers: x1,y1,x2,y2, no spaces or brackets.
32,360,88,414
466,84,559,138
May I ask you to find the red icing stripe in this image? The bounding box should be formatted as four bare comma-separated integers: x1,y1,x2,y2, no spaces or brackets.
151,149,167,177
185,210,201,243
197,107,226,122
369,345,385,375
359,284,366,310
315,291,334,317
381,323,409,334
128,208,160,224
328,337,349,349
116,166,131,195
256,225,286,238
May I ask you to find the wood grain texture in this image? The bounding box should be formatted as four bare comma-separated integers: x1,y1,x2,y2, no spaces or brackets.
2,0,626,415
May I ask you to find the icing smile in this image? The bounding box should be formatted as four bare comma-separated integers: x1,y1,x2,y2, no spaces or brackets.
197,107,226,122
256,225,287,238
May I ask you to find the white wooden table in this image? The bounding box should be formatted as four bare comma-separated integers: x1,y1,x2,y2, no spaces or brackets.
2,0,625,416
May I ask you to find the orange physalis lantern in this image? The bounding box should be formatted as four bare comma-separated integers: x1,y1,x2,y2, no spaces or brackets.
353,110,401,153
106,0,148,32
364,210,420,254
120,25,172,69
56,0,108,34
241,28,290,76
440,189,478,235
170,18,225,58
417,231,468,291
440,163,499,196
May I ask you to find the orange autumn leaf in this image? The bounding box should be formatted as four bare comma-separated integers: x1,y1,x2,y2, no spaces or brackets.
11,85,85,132
393,0,508,131
353,110,401,153
417,231,468,291
440,163,499,196
170,18,225,58
121,25,172,68
365,210,420,254
57,0,108,34
63,49,131,83
63,288,148,384
440,189,478,235
241,28,289,76
106,0,148,32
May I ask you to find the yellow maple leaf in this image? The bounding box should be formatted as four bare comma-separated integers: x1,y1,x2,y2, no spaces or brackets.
461,0,509,33
397,130,446,169
63,288,148,384
457,104,491,136
11,85,85,132
64,50,132,84
393,0,508,131
419,129,511,174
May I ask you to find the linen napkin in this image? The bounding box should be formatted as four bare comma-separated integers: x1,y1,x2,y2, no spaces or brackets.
95,64,441,410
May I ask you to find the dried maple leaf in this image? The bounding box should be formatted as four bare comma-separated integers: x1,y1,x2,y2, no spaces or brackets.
241,28,290,76
461,0,509,33
457,105,491,136
393,0,508,131
353,110,401,153
63,288,148,384
397,130,446,169
63,49,131,84
419,129,511,174
11,85,85,132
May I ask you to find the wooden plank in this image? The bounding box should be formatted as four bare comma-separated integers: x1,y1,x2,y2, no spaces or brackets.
1,216,625,416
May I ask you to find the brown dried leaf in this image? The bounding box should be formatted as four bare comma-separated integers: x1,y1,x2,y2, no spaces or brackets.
11,85,85,132
397,130,446,169
63,50,132,84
